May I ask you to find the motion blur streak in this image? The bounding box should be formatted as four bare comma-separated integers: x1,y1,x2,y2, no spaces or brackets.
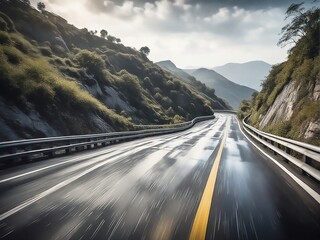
0,114,319,240
189,117,229,240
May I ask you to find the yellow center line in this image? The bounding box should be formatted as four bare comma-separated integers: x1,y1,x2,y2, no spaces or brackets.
189,119,229,240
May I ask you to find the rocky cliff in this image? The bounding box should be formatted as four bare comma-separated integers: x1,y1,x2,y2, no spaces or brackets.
243,5,320,145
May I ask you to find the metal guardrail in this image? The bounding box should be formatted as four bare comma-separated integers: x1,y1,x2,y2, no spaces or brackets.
242,116,320,181
133,121,191,129
0,115,215,164
133,110,237,129
212,110,238,114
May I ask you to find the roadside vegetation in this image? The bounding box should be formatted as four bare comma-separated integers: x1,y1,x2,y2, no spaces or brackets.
238,3,320,145
0,0,228,139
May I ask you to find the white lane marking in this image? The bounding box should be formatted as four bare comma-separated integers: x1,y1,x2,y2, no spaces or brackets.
0,149,115,184
0,120,216,184
168,150,182,159
0,139,150,184
0,144,151,221
235,117,320,204
0,120,218,221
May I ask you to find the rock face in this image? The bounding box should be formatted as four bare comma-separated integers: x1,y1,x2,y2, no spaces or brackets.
0,97,113,140
246,4,319,145
0,98,59,140
304,120,320,139
250,66,320,144
313,75,320,101
259,80,299,129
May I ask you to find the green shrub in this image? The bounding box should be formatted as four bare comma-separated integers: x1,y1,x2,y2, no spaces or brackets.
39,46,53,57
52,44,66,56
269,121,292,137
4,47,22,64
11,33,34,54
0,31,11,44
74,49,105,80
30,40,38,46
60,66,81,79
64,58,73,67
119,72,143,100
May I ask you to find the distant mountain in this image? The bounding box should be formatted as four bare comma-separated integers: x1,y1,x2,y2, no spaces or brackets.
156,60,191,81
190,68,256,110
212,61,272,91
156,60,231,110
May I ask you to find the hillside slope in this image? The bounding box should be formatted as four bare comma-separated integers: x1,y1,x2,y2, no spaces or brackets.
156,60,191,81
213,61,271,91
0,0,227,140
242,5,320,145
190,68,256,110
156,60,231,109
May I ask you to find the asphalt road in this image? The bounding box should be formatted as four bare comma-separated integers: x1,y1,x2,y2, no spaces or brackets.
0,114,319,240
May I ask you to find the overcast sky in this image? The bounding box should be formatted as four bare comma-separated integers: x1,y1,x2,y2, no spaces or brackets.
30,0,297,68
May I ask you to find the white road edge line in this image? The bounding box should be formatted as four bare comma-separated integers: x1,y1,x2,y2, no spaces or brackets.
235,117,320,204
0,120,215,184
0,149,116,184
0,155,121,221
0,119,217,221
0,137,166,184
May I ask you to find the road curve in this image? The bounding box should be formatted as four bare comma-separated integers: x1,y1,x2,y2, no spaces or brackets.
0,114,319,240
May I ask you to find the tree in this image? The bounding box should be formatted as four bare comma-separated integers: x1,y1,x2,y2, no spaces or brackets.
278,2,319,47
37,2,45,13
140,46,150,56
107,35,116,43
100,29,108,39
116,38,121,44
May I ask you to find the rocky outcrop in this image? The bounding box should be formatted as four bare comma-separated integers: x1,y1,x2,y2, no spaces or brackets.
304,120,320,139
0,97,113,140
256,72,320,142
313,74,320,101
259,81,300,129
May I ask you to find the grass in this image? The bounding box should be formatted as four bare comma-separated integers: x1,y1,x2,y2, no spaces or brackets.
39,46,53,57
0,1,228,137
0,31,132,132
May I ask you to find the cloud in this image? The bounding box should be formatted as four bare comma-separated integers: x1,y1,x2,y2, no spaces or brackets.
31,0,292,67
84,0,295,11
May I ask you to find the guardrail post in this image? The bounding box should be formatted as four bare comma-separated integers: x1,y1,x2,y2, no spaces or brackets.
273,142,278,155
303,155,311,165
48,151,55,158
284,147,290,163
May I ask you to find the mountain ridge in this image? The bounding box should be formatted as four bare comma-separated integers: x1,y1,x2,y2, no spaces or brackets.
190,68,256,110
157,60,256,110
212,60,272,91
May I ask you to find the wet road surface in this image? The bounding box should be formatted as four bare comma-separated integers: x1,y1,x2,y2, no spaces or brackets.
0,114,319,239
